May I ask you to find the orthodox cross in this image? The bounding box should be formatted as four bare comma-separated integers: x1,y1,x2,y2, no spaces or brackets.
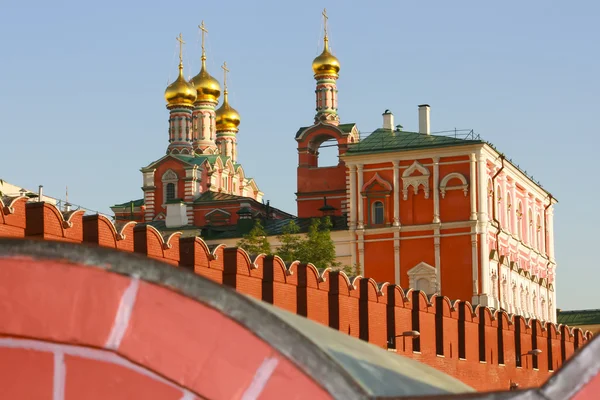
199,21,208,56
176,33,185,64
322,8,328,39
221,61,229,90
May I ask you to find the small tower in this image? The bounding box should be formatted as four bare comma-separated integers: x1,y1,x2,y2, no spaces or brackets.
164,33,196,155
190,21,221,154
312,8,340,125
215,62,240,162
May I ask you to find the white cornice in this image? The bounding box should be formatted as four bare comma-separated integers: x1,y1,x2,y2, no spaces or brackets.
341,143,483,165
481,144,556,203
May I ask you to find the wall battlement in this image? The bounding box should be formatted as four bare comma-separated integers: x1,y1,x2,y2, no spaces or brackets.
0,197,592,391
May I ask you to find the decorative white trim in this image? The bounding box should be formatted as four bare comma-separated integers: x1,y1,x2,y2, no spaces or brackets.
361,172,392,193
407,262,437,295
439,172,469,198
162,169,179,203
402,161,430,200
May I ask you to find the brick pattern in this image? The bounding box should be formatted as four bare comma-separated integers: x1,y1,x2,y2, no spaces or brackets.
0,200,593,392
0,257,330,400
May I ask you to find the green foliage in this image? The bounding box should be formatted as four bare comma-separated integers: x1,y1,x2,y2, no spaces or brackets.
276,220,302,263
341,263,362,276
275,217,339,270
236,220,271,255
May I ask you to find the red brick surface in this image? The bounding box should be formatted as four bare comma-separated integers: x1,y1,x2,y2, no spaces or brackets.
0,201,594,393
0,347,53,400
0,258,130,347
64,355,183,400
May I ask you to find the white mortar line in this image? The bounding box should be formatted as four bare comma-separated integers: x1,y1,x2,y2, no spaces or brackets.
0,337,197,398
53,351,65,400
241,356,279,400
105,277,140,350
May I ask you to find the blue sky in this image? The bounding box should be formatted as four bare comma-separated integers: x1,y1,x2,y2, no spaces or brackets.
1,1,598,310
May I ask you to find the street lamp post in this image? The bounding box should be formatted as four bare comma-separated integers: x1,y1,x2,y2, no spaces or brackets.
388,330,420,352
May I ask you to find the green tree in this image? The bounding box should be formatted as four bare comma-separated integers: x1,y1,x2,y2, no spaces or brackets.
276,220,303,263
293,217,340,270
237,220,271,255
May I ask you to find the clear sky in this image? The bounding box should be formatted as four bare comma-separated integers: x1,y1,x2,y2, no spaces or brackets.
1,1,598,310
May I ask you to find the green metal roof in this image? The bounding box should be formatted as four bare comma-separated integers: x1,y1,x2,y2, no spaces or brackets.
174,154,228,167
111,198,144,208
557,309,600,326
346,129,482,155
193,191,248,203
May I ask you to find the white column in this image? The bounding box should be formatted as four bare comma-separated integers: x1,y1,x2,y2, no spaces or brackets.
349,165,357,229
392,160,400,226
358,231,365,273
469,153,477,220
433,157,440,223
394,231,400,285
357,164,364,229
471,227,479,303
477,152,490,302
547,206,555,261
434,229,441,292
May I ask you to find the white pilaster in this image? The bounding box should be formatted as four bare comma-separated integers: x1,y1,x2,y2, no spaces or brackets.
357,164,364,229
392,160,400,226
477,152,490,302
469,153,477,220
471,227,479,303
547,206,555,261
433,157,440,223
358,231,365,273
349,165,357,229
394,230,400,285
434,229,441,292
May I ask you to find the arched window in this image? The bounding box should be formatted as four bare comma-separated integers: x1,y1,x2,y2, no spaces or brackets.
496,185,503,224
372,201,384,225
507,194,513,233
166,183,175,201
536,215,543,251
162,169,178,203
516,202,523,239
487,179,493,216
528,208,534,247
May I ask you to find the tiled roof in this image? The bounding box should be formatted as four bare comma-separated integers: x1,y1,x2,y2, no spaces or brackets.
346,129,482,155
557,309,600,326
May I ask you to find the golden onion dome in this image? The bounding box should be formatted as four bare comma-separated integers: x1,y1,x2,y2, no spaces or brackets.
190,57,221,103
164,63,197,107
215,91,240,132
312,36,340,78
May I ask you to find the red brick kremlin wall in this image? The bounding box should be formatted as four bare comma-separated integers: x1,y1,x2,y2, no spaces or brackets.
0,198,593,392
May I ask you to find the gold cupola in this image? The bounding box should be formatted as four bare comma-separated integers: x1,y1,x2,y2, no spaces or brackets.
190,21,221,103
312,35,340,78
312,9,340,78
215,91,240,132
165,34,197,107
216,62,240,132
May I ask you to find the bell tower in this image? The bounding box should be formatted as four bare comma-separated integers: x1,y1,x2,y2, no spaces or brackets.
296,10,358,219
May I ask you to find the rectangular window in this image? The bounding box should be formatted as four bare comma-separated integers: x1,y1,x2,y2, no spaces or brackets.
166,183,175,201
